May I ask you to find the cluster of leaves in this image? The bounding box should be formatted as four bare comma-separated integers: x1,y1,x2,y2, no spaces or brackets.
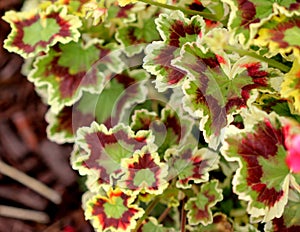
3,0,300,231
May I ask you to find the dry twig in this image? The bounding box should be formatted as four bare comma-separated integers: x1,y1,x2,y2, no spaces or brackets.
0,205,49,223
0,160,61,204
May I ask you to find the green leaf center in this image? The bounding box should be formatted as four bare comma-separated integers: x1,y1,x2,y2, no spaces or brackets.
284,27,300,47
258,145,290,190
103,197,127,218
58,42,100,74
133,169,156,187
23,18,60,45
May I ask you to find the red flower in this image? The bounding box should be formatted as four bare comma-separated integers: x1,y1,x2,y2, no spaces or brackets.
286,134,300,173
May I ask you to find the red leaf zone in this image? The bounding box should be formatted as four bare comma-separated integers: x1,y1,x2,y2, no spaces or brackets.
117,4,134,18
190,189,216,220
164,113,182,142
269,17,300,49
154,19,202,85
125,152,161,191
188,56,227,135
169,20,202,47
55,106,94,134
43,45,108,99
55,106,74,134
114,73,136,88
132,109,183,145
49,56,97,98
61,0,90,11
188,0,205,12
12,11,71,54
226,62,268,112
176,147,208,186
154,46,187,85
187,1,219,30
271,217,300,232
237,119,285,207
289,1,300,11
132,114,159,132
82,129,147,184
126,27,145,45
237,0,260,29
105,72,141,128
91,189,139,231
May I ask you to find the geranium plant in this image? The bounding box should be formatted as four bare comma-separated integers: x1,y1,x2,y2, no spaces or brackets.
3,0,300,231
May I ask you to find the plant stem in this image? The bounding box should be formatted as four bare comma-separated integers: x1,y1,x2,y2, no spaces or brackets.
134,196,161,231
138,0,217,21
158,207,171,223
180,198,187,232
225,46,291,73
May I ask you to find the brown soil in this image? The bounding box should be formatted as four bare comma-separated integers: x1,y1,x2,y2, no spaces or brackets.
0,1,93,231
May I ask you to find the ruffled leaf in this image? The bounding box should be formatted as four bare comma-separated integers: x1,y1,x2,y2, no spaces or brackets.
281,58,300,113
223,0,275,45
187,213,235,232
84,187,144,232
105,3,142,26
117,0,166,7
185,180,223,226
253,12,300,59
157,107,194,154
143,10,206,91
221,110,295,222
90,69,150,128
131,107,194,155
224,0,300,46
28,40,124,112
130,109,159,132
175,42,273,147
116,15,160,56
182,0,229,23
253,91,300,122
81,1,107,25
138,217,175,232
46,105,94,144
3,5,82,58
40,0,91,15
164,145,219,189
73,122,155,188
118,147,169,194
46,69,149,143
265,188,300,231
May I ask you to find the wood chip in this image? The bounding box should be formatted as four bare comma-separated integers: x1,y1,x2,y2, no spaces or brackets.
0,185,48,210
39,140,76,186
0,205,49,223
0,122,28,160
0,160,61,204
12,111,39,151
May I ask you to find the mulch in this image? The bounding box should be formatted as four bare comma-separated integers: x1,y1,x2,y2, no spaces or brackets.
0,1,93,231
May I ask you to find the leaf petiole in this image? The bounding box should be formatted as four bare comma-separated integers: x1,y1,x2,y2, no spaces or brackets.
134,196,161,231
225,45,291,73
138,0,218,21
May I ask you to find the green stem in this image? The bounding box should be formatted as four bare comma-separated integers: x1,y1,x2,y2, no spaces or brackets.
138,0,217,21
225,46,291,73
134,196,161,231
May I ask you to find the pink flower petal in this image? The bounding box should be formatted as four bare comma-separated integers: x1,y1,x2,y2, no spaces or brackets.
286,134,300,173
